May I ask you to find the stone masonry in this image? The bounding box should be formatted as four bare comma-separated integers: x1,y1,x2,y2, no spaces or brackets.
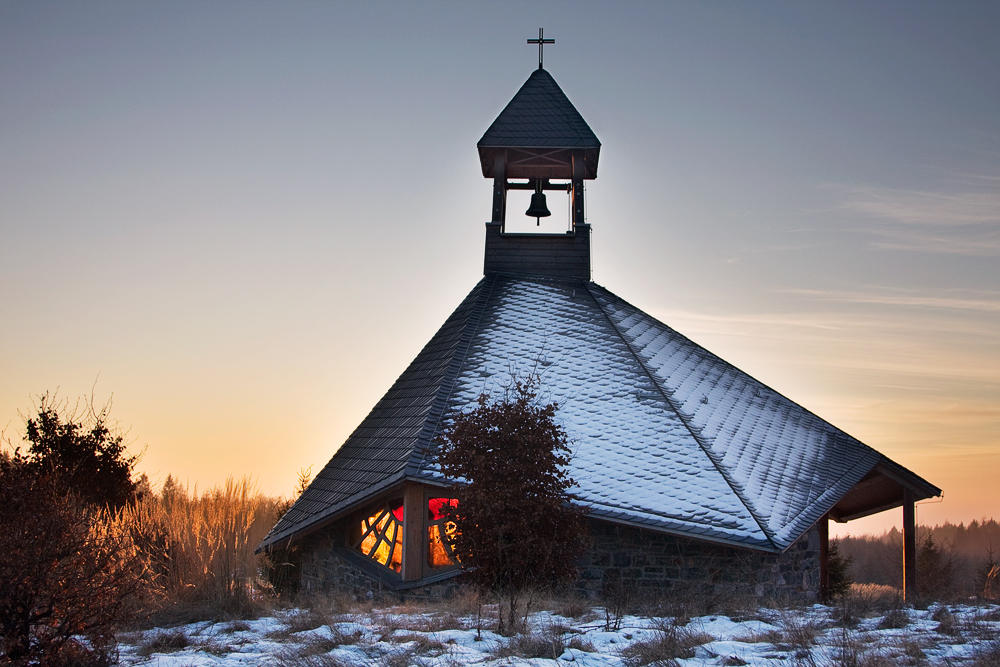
575,518,821,603
297,516,821,604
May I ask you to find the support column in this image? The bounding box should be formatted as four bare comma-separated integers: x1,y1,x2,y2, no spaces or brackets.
819,514,830,602
572,152,585,226
491,155,507,226
402,484,424,582
903,489,916,601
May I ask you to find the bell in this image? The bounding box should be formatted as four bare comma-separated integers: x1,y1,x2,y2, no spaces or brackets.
525,191,551,223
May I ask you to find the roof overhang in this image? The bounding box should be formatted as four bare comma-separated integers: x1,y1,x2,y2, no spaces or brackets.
828,458,941,523
477,146,600,180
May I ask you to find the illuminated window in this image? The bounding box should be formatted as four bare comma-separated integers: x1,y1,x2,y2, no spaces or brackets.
355,500,403,573
427,497,459,569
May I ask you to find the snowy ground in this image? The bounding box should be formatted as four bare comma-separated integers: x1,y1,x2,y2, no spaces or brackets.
117,601,1000,666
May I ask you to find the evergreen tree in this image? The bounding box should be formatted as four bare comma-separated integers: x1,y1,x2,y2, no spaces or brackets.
827,541,854,599
917,534,955,602
23,393,138,510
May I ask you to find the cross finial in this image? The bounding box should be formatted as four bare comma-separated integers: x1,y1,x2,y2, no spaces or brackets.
527,28,554,70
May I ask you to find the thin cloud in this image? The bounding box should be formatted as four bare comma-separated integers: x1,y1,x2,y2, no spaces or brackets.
832,178,1000,256
840,184,1000,226
780,288,1000,313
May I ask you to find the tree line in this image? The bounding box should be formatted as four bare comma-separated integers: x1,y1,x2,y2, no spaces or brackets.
834,520,1000,601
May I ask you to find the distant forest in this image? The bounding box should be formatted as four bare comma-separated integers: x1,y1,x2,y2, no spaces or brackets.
833,519,1000,599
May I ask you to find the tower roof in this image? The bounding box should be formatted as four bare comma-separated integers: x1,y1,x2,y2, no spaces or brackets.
478,69,601,179
260,274,938,553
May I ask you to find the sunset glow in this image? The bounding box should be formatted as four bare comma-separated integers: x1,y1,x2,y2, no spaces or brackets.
1,2,996,538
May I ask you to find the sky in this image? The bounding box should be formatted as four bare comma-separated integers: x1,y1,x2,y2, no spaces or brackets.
1,1,997,537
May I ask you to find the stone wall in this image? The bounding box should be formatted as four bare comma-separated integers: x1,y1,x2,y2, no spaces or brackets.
297,517,821,604
575,519,821,604
298,524,466,601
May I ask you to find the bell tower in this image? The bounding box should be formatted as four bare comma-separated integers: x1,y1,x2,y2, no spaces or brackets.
477,30,601,279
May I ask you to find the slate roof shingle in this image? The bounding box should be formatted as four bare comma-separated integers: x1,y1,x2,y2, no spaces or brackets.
260,274,916,553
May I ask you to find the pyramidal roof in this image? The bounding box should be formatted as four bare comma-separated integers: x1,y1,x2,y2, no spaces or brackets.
478,68,600,151
261,273,927,553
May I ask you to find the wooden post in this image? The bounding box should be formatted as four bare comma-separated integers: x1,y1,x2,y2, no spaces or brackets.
402,485,424,581
492,155,507,226
819,513,830,602
903,489,916,601
572,152,585,226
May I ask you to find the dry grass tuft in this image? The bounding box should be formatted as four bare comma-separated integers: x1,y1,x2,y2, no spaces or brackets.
973,641,1000,667
118,476,284,625
400,611,468,632
390,632,447,654
566,635,596,652
932,607,964,638
619,621,713,666
271,650,351,667
733,628,782,645
291,629,362,657
538,594,595,620
843,584,905,616
875,608,909,630
493,630,566,660
778,617,822,650
136,629,190,656
224,619,253,633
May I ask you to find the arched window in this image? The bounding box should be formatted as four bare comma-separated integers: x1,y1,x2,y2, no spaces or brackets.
354,500,404,573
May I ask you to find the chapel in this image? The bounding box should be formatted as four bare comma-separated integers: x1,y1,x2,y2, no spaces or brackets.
259,37,940,602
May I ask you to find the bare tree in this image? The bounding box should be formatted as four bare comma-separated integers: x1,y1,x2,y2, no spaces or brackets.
438,377,587,635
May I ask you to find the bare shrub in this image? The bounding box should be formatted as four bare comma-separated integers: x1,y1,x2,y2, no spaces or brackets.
601,572,633,631
619,622,712,666
0,454,144,666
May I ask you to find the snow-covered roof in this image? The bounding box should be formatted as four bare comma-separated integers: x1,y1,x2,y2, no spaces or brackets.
260,273,937,553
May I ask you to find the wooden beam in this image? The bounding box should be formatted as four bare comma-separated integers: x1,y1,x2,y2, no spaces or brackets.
819,514,830,602
903,489,916,601
401,484,424,582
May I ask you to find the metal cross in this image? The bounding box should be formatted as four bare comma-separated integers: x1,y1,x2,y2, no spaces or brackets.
527,28,554,69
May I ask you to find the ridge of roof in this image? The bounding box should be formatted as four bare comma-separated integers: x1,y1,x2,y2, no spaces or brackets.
404,274,500,477
477,69,600,149
416,274,773,549
581,281,782,551
583,281,885,548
